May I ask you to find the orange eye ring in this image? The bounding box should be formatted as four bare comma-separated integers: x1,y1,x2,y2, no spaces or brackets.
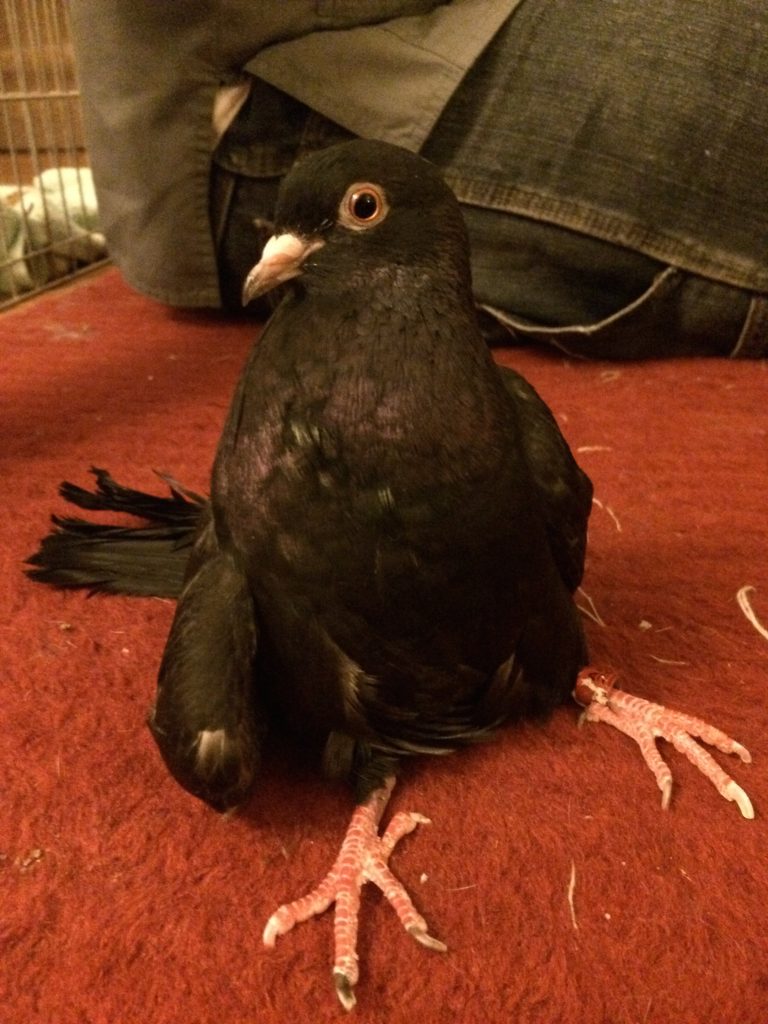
339,182,389,229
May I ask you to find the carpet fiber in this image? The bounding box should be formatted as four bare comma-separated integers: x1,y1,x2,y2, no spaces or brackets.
2,268,767,1023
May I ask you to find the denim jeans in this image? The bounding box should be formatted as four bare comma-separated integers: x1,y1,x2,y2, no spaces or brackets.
211,1,767,358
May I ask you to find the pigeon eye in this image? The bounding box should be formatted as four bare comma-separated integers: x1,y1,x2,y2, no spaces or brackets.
350,191,379,220
339,183,389,230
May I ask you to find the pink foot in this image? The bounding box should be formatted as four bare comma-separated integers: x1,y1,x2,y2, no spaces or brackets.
574,668,754,818
263,777,446,1011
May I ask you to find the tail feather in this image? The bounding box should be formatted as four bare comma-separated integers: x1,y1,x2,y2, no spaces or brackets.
58,466,204,524
26,468,206,599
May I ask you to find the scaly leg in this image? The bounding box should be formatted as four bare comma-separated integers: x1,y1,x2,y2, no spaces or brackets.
573,668,753,818
263,777,446,1011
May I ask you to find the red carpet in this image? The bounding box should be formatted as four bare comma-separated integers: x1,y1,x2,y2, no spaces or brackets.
3,268,767,1023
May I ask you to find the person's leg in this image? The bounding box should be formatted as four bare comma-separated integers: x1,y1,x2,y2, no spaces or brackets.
211,0,768,357
420,0,767,357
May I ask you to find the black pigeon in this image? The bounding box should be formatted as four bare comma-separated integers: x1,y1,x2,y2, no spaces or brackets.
163,142,594,818
27,140,752,1010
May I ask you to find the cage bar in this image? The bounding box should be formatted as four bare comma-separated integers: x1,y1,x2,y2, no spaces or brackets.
1,0,108,309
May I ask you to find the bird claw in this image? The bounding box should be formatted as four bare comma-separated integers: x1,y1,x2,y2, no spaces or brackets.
334,970,357,1013
724,779,754,819
261,912,285,949
574,668,754,819
408,924,448,952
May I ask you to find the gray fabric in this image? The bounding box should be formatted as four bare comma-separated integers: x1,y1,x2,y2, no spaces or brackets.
69,0,515,307
71,0,768,356
421,0,768,294
248,0,519,151
417,0,768,355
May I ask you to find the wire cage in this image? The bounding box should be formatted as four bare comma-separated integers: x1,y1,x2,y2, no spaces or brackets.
0,0,108,310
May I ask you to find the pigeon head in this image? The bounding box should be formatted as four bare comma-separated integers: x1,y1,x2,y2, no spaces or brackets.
241,139,472,306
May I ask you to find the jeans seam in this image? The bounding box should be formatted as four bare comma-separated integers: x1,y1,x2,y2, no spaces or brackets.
445,175,767,294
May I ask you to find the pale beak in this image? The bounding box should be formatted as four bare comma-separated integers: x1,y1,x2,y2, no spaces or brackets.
241,232,324,306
